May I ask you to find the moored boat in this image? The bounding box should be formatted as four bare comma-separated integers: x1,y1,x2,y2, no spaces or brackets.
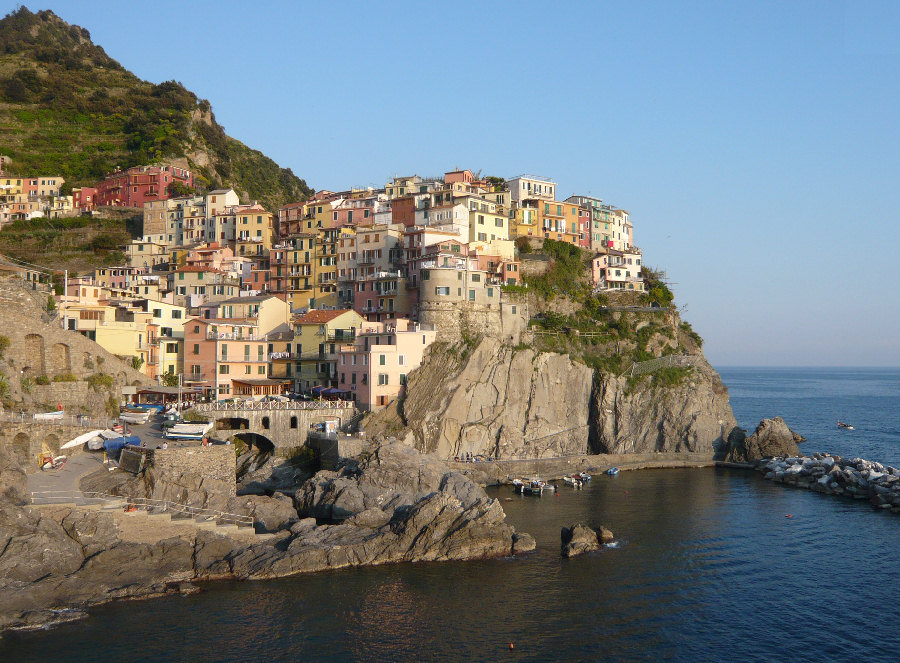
837,420,854,430
606,467,619,476
563,475,583,488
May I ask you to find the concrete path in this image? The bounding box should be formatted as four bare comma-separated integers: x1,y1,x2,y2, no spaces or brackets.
26,452,105,502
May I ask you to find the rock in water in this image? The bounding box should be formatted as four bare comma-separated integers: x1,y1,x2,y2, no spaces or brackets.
561,523,607,557
724,417,804,462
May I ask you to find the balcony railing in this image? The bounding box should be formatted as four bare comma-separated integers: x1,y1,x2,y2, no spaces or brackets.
269,352,300,361
207,332,265,341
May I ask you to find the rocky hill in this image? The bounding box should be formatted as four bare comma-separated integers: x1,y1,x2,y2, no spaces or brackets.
366,241,738,461
0,7,312,210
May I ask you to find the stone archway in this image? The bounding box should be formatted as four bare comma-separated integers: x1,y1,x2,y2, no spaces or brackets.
24,334,45,374
13,432,31,464
44,433,60,456
51,343,71,373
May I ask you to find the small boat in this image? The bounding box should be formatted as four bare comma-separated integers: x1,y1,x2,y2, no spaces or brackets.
576,471,592,482
837,421,854,430
606,467,619,476
563,475,583,488
518,478,555,495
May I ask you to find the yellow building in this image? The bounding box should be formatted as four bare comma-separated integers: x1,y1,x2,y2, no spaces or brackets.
313,227,340,308
293,309,365,391
235,205,276,257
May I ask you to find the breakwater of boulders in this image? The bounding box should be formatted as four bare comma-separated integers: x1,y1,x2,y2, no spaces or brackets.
757,453,900,512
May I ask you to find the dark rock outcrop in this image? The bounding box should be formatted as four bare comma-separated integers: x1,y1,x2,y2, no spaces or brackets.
723,417,805,463
560,523,614,557
0,442,531,633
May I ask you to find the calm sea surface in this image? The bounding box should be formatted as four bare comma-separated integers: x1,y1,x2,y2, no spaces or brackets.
4,367,900,662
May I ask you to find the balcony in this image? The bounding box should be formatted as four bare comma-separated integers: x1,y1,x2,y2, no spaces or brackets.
327,331,356,342
207,331,264,341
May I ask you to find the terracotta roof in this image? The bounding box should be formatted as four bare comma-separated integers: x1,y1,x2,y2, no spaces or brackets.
293,309,354,325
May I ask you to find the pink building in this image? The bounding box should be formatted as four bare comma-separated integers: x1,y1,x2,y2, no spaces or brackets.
337,318,436,410
95,165,193,208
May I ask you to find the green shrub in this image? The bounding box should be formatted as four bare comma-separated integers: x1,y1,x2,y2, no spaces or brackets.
52,373,77,382
0,335,9,359
35,374,50,385
20,376,34,393
87,372,114,391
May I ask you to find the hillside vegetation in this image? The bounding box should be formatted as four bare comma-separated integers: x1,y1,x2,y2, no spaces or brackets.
0,7,312,210
0,215,136,273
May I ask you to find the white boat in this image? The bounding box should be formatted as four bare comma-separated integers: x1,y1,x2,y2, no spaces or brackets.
33,411,64,421
165,422,213,440
607,467,619,476
60,429,103,450
563,475,583,488
119,411,151,424
518,478,555,495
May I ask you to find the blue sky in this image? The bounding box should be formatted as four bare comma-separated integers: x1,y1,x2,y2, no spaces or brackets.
6,1,900,366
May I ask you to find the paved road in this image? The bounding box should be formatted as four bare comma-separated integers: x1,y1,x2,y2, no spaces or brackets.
26,452,105,502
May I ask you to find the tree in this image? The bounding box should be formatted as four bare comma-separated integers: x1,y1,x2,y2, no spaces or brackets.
46,295,56,312
161,373,179,387
131,355,144,371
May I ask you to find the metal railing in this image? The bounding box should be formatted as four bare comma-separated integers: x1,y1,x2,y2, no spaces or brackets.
0,412,117,428
193,399,354,412
29,490,254,527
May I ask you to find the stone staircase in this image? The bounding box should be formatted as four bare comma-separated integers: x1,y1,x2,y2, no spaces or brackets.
29,491,274,541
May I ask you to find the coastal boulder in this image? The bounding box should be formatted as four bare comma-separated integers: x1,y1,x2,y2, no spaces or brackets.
724,417,805,463
561,523,605,557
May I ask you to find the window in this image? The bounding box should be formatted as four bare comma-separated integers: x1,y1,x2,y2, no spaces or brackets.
487,287,494,297
400,373,407,385
435,287,450,296
511,305,517,314
191,364,201,375
219,364,229,374
471,274,481,282
379,354,386,366
172,310,182,319
378,373,388,385
399,354,406,366
290,416,298,429
423,270,430,280
469,289,475,301
245,366,252,374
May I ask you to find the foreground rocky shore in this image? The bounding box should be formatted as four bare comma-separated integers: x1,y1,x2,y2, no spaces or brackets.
0,443,533,634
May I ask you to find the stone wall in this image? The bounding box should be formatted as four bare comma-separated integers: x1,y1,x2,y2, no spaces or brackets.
454,451,716,484
0,421,96,469
0,275,152,414
419,292,528,344
152,444,236,495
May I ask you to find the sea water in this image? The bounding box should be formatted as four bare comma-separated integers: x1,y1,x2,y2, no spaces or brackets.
4,368,900,662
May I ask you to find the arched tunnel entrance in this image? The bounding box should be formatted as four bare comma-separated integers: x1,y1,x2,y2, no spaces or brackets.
216,417,250,431
233,432,277,492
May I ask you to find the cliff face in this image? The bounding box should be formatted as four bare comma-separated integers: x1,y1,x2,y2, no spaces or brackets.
590,359,736,455
368,337,737,461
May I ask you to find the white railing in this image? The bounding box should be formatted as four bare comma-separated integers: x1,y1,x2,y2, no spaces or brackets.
192,399,354,412
29,490,254,527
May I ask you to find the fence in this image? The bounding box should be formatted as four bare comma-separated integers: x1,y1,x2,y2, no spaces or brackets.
623,354,703,378
29,489,254,527
193,399,354,412
0,412,117,428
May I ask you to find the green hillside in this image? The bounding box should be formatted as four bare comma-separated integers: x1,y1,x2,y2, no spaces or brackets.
0,7,312,210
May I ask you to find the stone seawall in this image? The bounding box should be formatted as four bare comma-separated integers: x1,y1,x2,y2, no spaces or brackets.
756,454,900,513
153,445,236,495
453,451,716,484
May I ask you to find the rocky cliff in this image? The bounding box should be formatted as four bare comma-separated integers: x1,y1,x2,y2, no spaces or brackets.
367,336,738,461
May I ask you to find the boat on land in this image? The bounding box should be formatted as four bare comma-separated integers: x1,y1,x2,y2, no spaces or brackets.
606,467,620,476
837,421,854,430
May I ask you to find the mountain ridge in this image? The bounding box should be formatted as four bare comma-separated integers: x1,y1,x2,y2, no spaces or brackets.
0,7,312,210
